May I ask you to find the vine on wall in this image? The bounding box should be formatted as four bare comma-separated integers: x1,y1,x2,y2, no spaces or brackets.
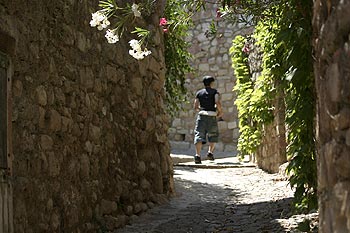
229,1,317,212
230,35,274,157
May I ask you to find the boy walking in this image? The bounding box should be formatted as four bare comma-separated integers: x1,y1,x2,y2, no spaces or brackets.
193,76,223,164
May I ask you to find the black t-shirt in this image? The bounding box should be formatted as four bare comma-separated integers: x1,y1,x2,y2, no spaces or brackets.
196,87,219,112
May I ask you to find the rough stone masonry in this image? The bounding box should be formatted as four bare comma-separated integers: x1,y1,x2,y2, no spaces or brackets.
0,0,173,232
313,0,350,232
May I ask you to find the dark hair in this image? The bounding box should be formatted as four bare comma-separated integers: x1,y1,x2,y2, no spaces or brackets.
202,76,215,86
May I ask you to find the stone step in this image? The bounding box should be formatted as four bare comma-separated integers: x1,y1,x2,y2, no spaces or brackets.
171,153,256,169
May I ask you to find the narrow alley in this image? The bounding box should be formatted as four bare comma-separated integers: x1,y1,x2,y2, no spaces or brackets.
117,154,318,233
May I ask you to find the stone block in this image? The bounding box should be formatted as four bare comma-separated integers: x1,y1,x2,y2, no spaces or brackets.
147,202,155,209
224,144,237,154
185,134,194,142
225,83,234,92
13,79,23,97
100,199,118,215
177,129,189,135
333,108,350,130
170,141,190,150
168,128,177,134
223,54,229,61
218,121,228,131
76,31,88,52
346,129,350,146
48,152,60,177
227,121,237,129
80,154,90,179
133,203,142,214
174,134,185,141
40,135,53,150
104,215,124,230
197,33,207,42
208,57,216,64
233,128,240,139
124,206,133,216
334,147,350,179
221,130,233,143
50,212,60,230
61,116,72,132
327,63,341,102
215,142,224,151
137,161,146,175
88,124,101,143
210,65,219,71
219,47,228,54
79,67,94,89
48,110,62,132
221,93,233,101
198,63,210,72
210,47,217,56
145,118,155,132
131,77,143,96
172,118,182,127
140,202,148,212
36,85,47,106
156,133,167,143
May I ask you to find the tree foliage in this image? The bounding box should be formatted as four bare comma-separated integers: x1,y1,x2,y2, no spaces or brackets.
229,0,317,211
163,0,194,114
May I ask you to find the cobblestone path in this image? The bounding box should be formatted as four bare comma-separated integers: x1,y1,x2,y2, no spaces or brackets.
116,165,319,233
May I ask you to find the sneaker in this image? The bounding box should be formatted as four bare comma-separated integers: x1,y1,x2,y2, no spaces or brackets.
194,156,202,164
207,152,215,161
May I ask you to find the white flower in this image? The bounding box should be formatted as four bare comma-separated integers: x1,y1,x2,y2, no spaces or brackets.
143,49,151,56
102,18,110,28
128,39,151,60
105,29,119,44
131,3,141,17
129,50,143,60
129,39,142,51
90,11,109,30
128,49,152,60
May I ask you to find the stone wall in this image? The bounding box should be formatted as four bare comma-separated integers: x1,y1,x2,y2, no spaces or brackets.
246,41,286,173
169,4,249,154
256,91,286,173
0,0,173,232
313,0,350,232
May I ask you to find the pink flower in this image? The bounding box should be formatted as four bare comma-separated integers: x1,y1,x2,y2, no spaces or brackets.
216,9,222,18
159,17,167,26
163,28,168,33
242,45,250,54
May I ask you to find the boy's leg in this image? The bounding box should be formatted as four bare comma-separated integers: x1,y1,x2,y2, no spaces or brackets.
193,115,206,164
208,142,215,154
195,142,202,156
207,117,219,160
194,142,202,164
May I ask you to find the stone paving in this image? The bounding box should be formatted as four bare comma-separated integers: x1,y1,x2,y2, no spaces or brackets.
117,154,318,233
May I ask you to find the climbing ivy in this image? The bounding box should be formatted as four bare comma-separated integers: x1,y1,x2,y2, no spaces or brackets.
229,1,317,212
230,35,274,157
278,0,317,212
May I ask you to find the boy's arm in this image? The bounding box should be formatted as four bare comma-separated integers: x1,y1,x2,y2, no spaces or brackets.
194,98,200,111
215,94,223,117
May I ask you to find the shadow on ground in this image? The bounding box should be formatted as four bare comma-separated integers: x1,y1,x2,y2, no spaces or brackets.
118,167,293,233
